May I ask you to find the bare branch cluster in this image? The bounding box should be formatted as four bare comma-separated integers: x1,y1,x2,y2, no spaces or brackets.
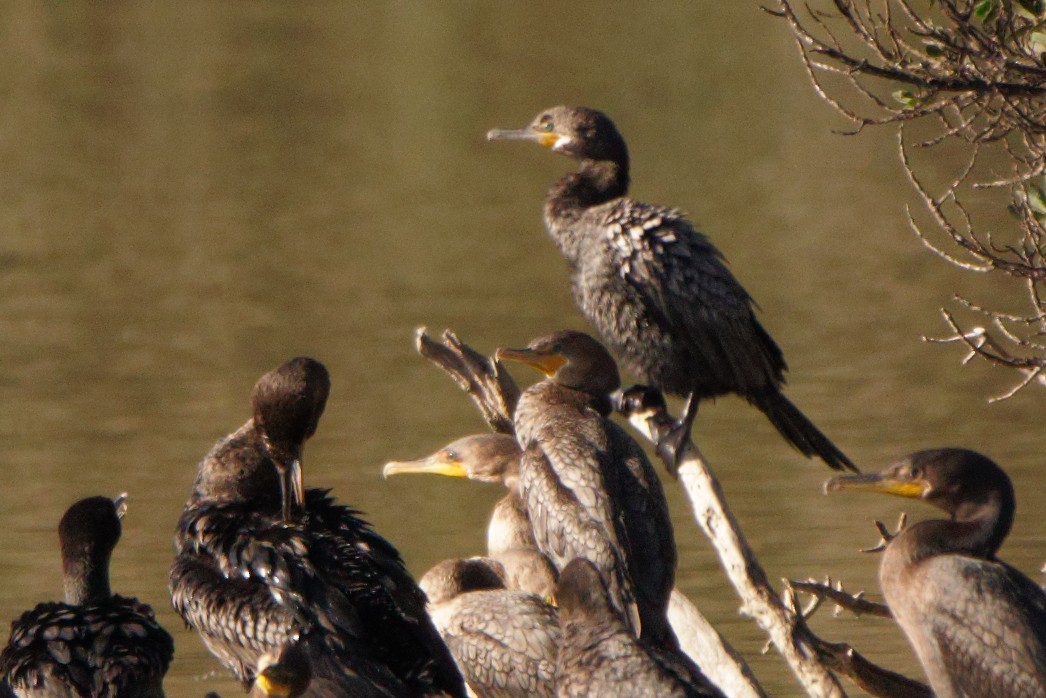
773,0,1046,398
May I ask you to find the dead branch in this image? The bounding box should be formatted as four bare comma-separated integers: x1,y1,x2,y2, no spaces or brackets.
789,579,893,619
805,635,932,698
415,327,519,434
617,386,847,697
781,583,931,698
414,330,766,698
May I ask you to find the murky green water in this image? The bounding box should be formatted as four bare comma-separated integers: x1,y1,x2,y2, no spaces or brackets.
0,3,1041,696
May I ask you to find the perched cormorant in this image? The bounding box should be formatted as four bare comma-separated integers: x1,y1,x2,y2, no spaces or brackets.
420,557,559,698
383,434,557,598
827,448,1046,698
0,495,173,697
170,357,466,698
555,559,725,698
496,330,678,649
487,106,854,472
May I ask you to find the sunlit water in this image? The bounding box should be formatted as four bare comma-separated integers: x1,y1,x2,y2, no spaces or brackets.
0,4,1041,696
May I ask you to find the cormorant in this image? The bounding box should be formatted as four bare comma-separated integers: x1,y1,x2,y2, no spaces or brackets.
0,495,173,697
420,557,559,698
383,434,557,597
487,106,854,472
555,559,725,698
826,448,1046,698
496,330,678,649
170,357,466,697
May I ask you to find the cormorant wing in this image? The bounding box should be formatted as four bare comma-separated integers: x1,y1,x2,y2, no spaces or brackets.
435,590,559,697
520,441,639,632
926,556,1046,697
605,200,785,394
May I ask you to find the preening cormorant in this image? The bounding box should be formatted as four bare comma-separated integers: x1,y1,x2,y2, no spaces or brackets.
488,106,854,472
420,557,559,698
496,330,678,649
0,495,173,697
555,559,725,698
383,433,557,598
827,448,1046,698
170,357,466,697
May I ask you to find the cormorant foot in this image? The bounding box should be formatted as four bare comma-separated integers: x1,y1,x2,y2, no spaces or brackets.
655,420,691,476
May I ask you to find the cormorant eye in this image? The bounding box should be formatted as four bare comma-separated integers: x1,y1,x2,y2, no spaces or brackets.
444,450,458,462
540,120,554,132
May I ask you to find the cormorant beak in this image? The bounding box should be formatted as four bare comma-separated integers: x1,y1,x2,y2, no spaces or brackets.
382,455,468,479
486,127,560,149
824,472,929,499
265,438,305,524
279,458,305,524
112,492,129,520
495,346,566,377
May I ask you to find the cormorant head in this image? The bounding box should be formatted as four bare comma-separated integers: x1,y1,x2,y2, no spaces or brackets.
59,494,125,605
496,330,620,397
487,105,629,168
419,557,507,604
825,448,1015,550
555,558,615,624
252,357,331,523
252,641,312,698
382,433,521,487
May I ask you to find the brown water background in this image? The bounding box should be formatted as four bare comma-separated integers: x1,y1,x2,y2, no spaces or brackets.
0,3,1042,696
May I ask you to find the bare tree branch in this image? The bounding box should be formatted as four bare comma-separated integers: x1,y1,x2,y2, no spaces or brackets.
415,327,519,434
788,579,894,619
782,582,931,698
616,387,847,697
773,0,1046,398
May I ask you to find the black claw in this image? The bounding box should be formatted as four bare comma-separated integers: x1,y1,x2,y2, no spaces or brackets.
655,421,691,476
613,384,666,416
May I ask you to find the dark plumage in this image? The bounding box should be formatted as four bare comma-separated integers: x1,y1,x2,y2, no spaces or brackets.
0,496,173,698
383,434,557,598
827,448,1046,698
555,559,725,698
170,357,466,698
420,558,559,698
488,106,854,472
496,330,677,649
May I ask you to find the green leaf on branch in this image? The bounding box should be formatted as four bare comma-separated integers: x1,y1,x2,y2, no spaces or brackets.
974,0,996,21
893,89,924,107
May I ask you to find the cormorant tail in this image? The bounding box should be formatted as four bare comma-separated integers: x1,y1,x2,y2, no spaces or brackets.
748,390,857,472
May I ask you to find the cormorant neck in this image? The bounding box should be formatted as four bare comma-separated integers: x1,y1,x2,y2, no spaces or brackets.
63,553,112,605
548,159,629,211
545,159,629,260
901,492,1013,563
553,383,613,416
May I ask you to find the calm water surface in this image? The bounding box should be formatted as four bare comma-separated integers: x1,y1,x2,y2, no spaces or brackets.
0,4,1041,696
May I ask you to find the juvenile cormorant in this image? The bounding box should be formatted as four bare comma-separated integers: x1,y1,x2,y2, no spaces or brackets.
488,106,854,472
170,357,466,698
555,559,725,698
0,495,173,697
383,434,557,597
420,557,559,698
496,330,678,649
826,448,1046,698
